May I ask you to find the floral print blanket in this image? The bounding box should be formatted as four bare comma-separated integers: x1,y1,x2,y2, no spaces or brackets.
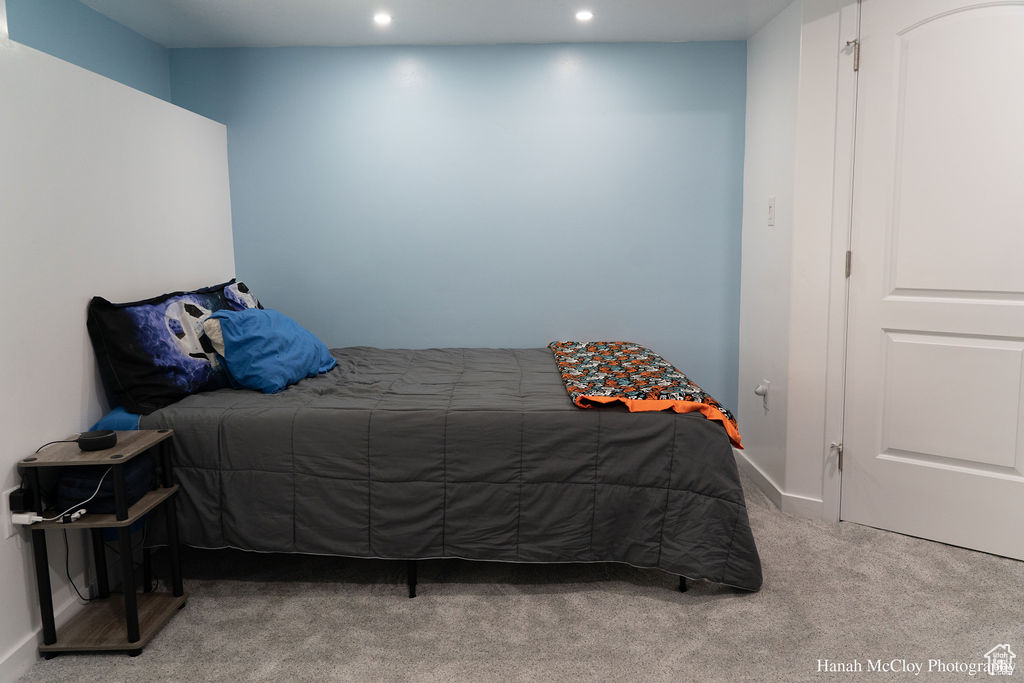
549,341,742,448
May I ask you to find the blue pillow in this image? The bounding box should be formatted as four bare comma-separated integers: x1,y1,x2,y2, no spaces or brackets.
91,406,142,431
209,309,336,393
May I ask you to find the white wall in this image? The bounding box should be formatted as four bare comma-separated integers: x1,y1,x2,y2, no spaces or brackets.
737,0,802,494
737,0,858,519
0,40,234,679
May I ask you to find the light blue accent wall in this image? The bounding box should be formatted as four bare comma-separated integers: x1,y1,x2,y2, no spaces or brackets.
7,0,170,101
171,42,746,407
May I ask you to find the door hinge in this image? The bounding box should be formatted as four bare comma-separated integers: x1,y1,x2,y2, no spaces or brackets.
845,250,852,278
831,442,844,471
846,39,860,71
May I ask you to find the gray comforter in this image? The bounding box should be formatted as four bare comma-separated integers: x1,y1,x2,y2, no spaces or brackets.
141,347,762,591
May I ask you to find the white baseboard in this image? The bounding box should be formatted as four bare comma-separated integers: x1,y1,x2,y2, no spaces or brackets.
734,448,825,520
0,593,83,681
734,447,783,508
780,489,825,519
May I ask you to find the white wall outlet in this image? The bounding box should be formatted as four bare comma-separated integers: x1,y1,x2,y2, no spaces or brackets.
767,196,776,227
2,486,20,540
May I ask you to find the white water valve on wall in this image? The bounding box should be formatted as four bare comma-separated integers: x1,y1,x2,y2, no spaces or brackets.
754,379,770,411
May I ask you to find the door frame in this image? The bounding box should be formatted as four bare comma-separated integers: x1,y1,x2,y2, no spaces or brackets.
820,0,861,522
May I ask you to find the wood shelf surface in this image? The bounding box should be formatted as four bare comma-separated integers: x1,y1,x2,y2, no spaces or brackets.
33,485,179,529
19,429,173,468
39,592,188,654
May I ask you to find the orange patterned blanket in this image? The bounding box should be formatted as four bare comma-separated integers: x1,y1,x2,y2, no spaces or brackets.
549,341,742,448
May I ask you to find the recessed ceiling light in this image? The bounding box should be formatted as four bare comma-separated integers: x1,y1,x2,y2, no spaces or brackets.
374,12,392,27
575,10,594,22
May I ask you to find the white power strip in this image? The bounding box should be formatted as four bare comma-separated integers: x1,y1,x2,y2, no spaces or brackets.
11,508,86,526
12,513,43,526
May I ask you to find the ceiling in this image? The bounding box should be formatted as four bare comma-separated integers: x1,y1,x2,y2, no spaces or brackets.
79,0,792,48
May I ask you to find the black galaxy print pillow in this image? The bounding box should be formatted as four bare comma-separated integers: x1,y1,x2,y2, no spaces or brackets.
87,279,262,414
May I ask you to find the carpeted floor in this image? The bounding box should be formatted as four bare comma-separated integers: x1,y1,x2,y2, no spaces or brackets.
19,477,1024,682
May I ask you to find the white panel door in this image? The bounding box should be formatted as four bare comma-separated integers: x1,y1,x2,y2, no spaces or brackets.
841,0,1024,559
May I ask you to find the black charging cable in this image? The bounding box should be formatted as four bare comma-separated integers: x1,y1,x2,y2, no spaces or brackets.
35,439,77,453
63,529,95,603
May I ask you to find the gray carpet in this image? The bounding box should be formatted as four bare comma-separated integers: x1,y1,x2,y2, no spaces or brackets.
20,477,1024,682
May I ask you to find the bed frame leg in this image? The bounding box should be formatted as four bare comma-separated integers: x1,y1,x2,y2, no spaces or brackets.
407,560,417,599
678,576,688,593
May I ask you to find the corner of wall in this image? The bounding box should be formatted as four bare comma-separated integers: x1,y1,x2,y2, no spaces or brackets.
734,447,824,518
734,447,783,509
5,0,172,101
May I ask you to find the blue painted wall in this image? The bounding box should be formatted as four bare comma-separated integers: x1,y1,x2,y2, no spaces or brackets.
6,0,171,101
171,43,746,407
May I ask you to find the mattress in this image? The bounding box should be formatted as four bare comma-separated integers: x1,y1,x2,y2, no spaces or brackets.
141,346,762,591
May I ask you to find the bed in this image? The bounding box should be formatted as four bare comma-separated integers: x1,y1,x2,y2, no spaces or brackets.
137,345,763,591
86,282,761,592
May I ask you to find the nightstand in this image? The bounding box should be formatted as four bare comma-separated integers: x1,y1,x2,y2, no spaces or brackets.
18,429,187,657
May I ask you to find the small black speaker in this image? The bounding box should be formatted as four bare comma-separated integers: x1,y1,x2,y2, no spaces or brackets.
77,430,118,451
